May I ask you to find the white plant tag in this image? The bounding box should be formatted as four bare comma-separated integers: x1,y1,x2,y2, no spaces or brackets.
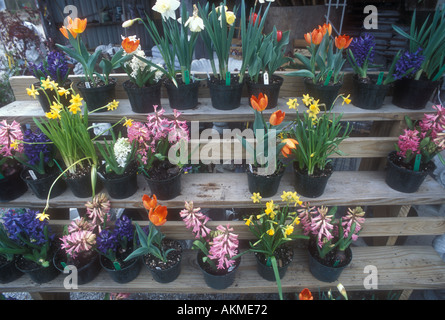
29,170,37,180
85,82,91,88
263,72,269,85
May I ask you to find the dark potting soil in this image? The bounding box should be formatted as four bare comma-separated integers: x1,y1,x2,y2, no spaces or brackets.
247,75,282,86
144,239,182,271
99,161,138,180
22,166,59,181
249,163,284,177
308,241,350,268
199,255,241,276
64,165,91,180
145,161,181,180
77,78,116,89
15,255,46,271
208,74,242,87
294,163,333,178
255,246,293,269
101,246,137,270
0,255,11,267
388,152,435,172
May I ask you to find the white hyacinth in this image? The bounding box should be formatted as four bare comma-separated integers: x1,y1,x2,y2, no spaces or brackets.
114,137,132,168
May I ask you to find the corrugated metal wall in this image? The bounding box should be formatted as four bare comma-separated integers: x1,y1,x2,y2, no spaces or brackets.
50,0,155,52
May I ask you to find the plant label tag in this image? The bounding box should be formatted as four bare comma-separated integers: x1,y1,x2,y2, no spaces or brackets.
29,170,38,180
85,82,91,88
113,262,122,271
226,72,231,86
263,72,269,85
376,71,384,85
184,70,190,85
414,154,421,172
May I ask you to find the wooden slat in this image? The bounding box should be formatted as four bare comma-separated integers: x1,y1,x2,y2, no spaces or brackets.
2,246,445,293
5,171,445,210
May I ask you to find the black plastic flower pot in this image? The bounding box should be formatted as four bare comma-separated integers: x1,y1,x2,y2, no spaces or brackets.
303,78,342,110
76,79,116,113
0,168,28,202
123,80,161,113
53,250,101,285
15,256,60,284
0,256,23,284
293,163,333,198
246,167,285,198
208,76,244,110
351,75,390,110
385,151,435,193
392,78,440,110
100,256,142,284
143,171,181,200
164,78,199,110
98,167,138,199
308,247,352,283
246,75,284,109
20,168,66,200
197,251,240,290
35,80,72,113
145,240,182,283
63,169,102,198
255,248,293,282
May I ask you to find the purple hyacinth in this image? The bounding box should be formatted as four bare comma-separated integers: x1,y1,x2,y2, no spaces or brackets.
97,229,118,255
29,50,70,84
23,129,52,166
2,209,52,246
114,215,134,242
349,33,375,67
394,48,425,80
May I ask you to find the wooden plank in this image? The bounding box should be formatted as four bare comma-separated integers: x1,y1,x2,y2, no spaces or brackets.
3,171,445,209
2,246,445,294
46,216,445,240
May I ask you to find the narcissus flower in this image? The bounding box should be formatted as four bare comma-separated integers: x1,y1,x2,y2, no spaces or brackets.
335,35,353,49
184,4,204,32
269,110,285,126
251,192,262,204
287,98,299,109
250,93,268,112
26,84,39,99
152,0,180,21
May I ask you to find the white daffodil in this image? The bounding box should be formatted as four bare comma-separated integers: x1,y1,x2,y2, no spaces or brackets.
152,0,180,20
184,4,204,32
218,11,236,26
122,19,137,28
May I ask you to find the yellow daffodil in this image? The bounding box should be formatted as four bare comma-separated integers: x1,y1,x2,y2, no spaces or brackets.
293,216,301,225
58,87,70,97
26,84,39,99
45,110,60,120
69,94,83,106
220,11,236,25
123,118,133,128
265,200,275,215
50,101,63,112
41,77,57,91
287,98,299,110
284,225,294,236
107,99,119,111
302,94,312,106
10,140,19,150
342,94,351,105
251,192,262,204
36,212,50,221
68,103,82,114
245,216,253,226
267,228,275,236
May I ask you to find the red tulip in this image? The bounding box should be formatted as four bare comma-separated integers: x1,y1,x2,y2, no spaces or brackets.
249,13,261,26
250,93,268,112
277,30,282,43
269,110,285,126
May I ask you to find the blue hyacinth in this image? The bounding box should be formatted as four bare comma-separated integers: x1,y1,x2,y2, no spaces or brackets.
394,48,425,80
349,33,375,68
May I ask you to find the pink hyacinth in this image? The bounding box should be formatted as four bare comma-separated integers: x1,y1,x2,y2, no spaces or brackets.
310,206,334,248
60,230,96,259
0,120,24,157
297,203,317,236
341,207,366,241
397,129,420,158
180,201,212,239
208,225,239,270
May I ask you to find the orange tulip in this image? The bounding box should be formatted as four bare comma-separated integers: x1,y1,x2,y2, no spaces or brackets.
269,110,285,126
309,28,324,45
122,37,140,54
149,205,168,226
60,26,77,39
304,32,312,44
281,138,298,158
60,16,87,39
142,194,157,210
335,35,353,49
250,93,268,112
299,288,314,300
319,23,332,37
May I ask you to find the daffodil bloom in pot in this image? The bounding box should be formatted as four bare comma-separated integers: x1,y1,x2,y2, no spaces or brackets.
239,93,291,197
123,1,203,110
124,194,182,283
127,105,189,200
96,130,139,199
57,16,130,112
55,193,111,285
97,214,142,284
0,120,28,201
299,205,365,282
121,36,164,113
180,201,240,290
282,94,352,197
198,1,244,110
240,191,308,300
287,24,352,109
0,209,59,284
385,105,445,193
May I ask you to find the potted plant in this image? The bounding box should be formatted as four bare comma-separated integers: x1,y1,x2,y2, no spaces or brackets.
0,209,59,284
287,24,352,109
180,201,240,290
121,36,164,113
28,50,72,112
122,1,203,110
0,220,25,283
96,131,138,199
385,105,445,193
57,16,130,112
240,0,291,109
127,106,189,200
282,95,352,197
97,214,142,284
239,93,289,197
299,204,366,283
240,191,308,300
124,194,182,283
392,8,445,109
0,120,28,201
54,193,111,285
198,2,243,110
